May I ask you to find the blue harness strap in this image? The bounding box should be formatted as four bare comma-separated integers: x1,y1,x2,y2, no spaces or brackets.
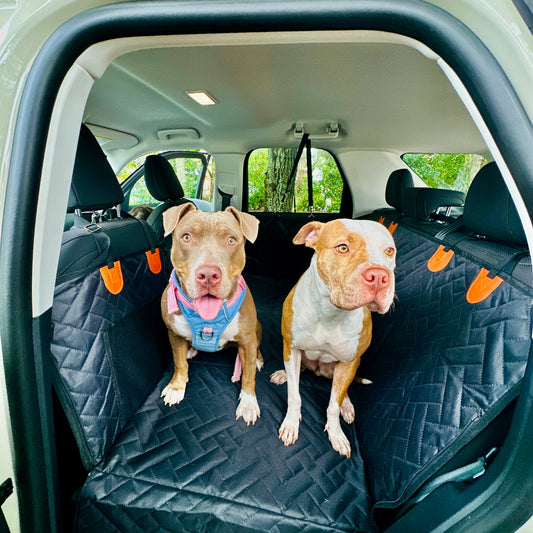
169,270,247,352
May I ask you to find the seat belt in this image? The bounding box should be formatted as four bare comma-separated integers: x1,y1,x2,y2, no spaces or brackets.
281,133,309,207
218,186,233,209
411,447,498,506
305,135,313,212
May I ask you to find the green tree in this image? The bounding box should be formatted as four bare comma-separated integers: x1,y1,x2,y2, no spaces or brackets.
264,148,299,211
403,153,486,193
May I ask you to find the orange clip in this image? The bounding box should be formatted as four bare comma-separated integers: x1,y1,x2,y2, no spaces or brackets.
378,215,386,225
466,268,503,304
146,248,162,275
100,261,124,295
427,245,454,272
388,221,398,234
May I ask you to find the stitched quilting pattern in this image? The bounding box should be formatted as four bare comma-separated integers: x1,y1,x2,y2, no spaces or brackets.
51,252,168,466
75,353,376,533
353,225,531,507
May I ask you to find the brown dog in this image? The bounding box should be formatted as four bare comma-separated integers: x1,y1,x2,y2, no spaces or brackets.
271,219,396,456
161,203,263,425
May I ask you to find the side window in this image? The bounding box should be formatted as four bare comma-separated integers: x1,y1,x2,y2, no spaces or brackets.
119,151,214,210
247,147,344,213
402,153,488,193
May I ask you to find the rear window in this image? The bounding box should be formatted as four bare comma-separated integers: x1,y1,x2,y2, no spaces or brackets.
247,147,344,213
402,153,487,193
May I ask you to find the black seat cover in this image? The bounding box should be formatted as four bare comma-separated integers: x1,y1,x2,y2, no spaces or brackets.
385,168,414,212
144,154,190,238
463,162,526,245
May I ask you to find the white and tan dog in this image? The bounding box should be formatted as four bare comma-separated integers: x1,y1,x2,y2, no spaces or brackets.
161,203,263,425
271,219,396,457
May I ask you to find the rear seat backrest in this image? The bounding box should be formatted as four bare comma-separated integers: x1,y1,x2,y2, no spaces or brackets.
356,161,531,520
402,187,465,221
463,162,526,245
50,125,170,469
144,154,191,239
385,168,414,212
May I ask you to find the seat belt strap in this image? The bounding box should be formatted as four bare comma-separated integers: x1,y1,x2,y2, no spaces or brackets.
218,187,233,210
306,136,313,212
412,447,498,505
281,133,309,206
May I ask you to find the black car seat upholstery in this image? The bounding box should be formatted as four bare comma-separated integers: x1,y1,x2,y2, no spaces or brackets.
360,161,531,527
144,154,192,239
401,187,465,221
51,125,170,468
51,149,531,532
385,168,414,212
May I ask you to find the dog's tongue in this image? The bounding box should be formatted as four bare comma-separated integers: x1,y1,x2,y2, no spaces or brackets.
194,294,223,320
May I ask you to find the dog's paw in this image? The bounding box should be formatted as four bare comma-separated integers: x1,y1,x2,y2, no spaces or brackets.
325,423,351,458
340,396,355,424
270,369,287,385
236,391,260,425
187,347,198,360
256,350,264,371
279,413,300,446
161,384,186,406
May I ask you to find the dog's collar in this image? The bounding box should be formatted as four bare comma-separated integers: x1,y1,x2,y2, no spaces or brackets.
167,269,247,353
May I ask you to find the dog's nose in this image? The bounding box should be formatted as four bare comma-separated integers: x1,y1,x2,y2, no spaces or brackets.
195,265,222,288
361,267,390,290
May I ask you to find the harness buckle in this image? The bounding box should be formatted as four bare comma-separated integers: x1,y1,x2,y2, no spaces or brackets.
201,327,214,341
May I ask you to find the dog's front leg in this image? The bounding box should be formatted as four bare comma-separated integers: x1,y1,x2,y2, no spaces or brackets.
279,346,303,446
161,330,190,406
325,358,360,458
235,340,261,425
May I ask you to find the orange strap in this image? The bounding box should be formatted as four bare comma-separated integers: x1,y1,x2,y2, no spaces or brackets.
146,248,162,274
388,221,398,234
427,245,454,272
100,261,124,295
466,268,503,304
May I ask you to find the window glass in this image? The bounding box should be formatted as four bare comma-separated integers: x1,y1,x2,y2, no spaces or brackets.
200,156,215,202
119,151,214,210
402,153,488,193
247,147,344,212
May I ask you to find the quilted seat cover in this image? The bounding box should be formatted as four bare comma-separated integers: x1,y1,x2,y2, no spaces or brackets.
52,224,530,531
75,354,376,532
354,224,532,509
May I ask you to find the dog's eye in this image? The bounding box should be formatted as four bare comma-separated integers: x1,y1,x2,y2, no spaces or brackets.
385,247,395,257
228,236,237,245
182,233,191,242
335,244,349,254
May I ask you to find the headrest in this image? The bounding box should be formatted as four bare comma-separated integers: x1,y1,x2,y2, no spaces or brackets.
68,125,124,212
402,188,465,221
144,155,185,202
463,162,526,245
385,169,414,210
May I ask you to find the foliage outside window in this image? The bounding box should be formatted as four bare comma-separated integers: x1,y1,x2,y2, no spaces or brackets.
248,148,344,212
119,151,214,208
402,153,487,193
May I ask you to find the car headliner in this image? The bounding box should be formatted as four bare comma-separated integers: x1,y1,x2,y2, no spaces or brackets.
82,32,487,168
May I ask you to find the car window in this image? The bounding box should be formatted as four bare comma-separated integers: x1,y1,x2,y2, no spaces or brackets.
119,151,214,210
247,147,344,213
402,153,488,193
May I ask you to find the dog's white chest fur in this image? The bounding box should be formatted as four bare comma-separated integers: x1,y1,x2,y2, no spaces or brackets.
291,262,365,363
170,311,240,350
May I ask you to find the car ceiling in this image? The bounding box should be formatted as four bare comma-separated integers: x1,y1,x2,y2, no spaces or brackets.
83,37,487,164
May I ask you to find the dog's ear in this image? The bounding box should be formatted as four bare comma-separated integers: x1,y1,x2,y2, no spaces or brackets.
293,221,323,248
225,207,259,243
163,202,197,236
